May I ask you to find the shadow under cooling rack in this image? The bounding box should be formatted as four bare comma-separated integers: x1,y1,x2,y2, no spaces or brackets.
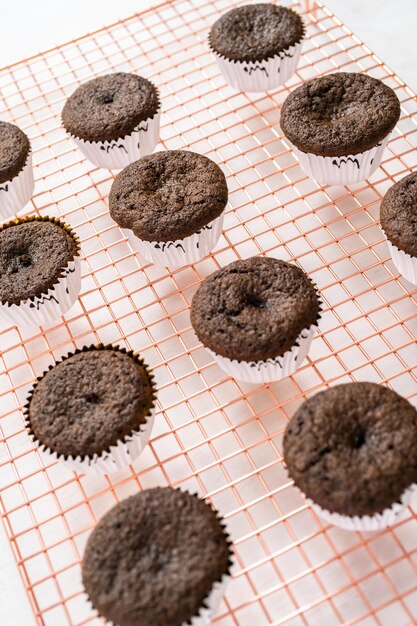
0,0,417,625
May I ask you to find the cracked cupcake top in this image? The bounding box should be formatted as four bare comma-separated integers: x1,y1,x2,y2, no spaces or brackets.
109,150,228,241
82,487,232,626
284,382,417,517
0,219,77,305
62,73,159,143
281,73,401,157
191,256,320,362
27,348,154,458
209,4,304,63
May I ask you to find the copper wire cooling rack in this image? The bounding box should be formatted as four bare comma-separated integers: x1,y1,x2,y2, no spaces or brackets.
0,0,417,624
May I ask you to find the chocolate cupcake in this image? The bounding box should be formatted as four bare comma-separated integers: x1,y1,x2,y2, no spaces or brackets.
0,121,34,219
281,72,401,185
284,382,417,531
82,487,233,626
209,4,305,92
380,171,417,285
109,150,228,268
0,216,81,328
62,73,161,169
25,345,156,475
190,256,321,383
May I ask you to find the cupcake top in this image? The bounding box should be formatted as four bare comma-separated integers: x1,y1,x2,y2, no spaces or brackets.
284,382,417,517
380,171,417,257
191,256,320,362
281,73,401,157
209,4,304,63
82,487,232,626
26,347,155,459
0,218,78,305
109,150,228,241
0,121,30,184
61,73,160,143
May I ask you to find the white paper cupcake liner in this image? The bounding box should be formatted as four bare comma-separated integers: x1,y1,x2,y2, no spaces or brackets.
212,41,303,92
70,110,161,169
291,135,389,185
386,239,417,285
24,346,157,475
208,319,318,384
307,482,417,532
0,152,34,220
122,212,224,268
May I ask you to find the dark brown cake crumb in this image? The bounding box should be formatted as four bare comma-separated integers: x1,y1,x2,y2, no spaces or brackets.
190,256,320,362
380,171,417,257
82,487,232,626
0,219,78,305
0,121,30,184
209,4,304,63
109,150,228,241
281,73,400,157
62,73,159,143
284,382,417,517
27,348,154,458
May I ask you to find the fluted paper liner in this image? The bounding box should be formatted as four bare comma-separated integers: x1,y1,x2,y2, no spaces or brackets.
290,135,390,185
83,488,234,626
0,216,81,328
122,212,224,268
386,238,417,285
0,152,34,220
307,482,417,532
212,42,303,92
24,345,157,475
207,296,322,384
68,108,161,170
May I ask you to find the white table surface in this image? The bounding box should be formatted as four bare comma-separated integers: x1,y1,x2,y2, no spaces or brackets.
0,0,416,91
0,1,415,625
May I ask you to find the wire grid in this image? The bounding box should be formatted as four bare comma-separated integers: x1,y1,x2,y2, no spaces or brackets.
0,0,417,624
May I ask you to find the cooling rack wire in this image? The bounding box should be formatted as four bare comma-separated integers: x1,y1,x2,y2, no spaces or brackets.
0,0,416,624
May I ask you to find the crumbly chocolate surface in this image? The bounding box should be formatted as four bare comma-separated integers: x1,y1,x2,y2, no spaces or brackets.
0,121,30,184
0,220,77,305
380,171,417,257
27,349,154,458
209,4,304,63
284,382,417,517
109,150,228,241
281,73,401,157
190,256,320,362
61,73,159,143
82,487,231,626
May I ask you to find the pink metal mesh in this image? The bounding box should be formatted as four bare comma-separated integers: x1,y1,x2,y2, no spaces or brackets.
0,1,416,624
